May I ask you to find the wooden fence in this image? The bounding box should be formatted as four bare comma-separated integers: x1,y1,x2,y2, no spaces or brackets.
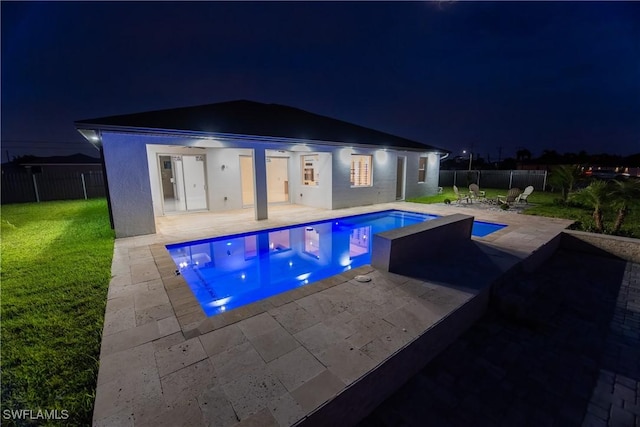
1,170,106,204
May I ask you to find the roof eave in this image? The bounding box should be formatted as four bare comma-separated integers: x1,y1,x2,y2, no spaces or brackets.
74,123,447,154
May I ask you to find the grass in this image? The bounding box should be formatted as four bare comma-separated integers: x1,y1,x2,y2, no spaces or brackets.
1,199,114,426
408,187,640,239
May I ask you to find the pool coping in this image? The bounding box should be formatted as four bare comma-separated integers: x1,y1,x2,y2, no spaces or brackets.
152,243,377,340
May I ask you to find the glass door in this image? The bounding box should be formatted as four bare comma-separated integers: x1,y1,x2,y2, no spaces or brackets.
159,154,207,213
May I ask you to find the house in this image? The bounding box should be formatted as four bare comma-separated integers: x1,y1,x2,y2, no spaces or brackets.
75,100,449,238
2,153,101,173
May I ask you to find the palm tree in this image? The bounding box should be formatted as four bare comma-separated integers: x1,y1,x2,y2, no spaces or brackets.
547,164,581,202
609,179,640,234
571,180,610,233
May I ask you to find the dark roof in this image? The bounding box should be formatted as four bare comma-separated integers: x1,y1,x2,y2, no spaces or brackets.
76,100,448,152
19,153,100,165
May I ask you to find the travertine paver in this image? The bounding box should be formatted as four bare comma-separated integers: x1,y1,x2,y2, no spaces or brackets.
199,324,248,357
236,312,281,338
267,346,326,392
100,321,161,356
94,343,163,422
160,358,216,406
154,337,207,377
93,201,575,426
268,302,322,334
102,303,136,336
198,386,239,426
210,341,267,386
268,392,306,427
294,320,352,356
248,325,301,363
289,369,346,413
360,327,412,364
360,251,640,427
316,341,377,385
221,366,288,419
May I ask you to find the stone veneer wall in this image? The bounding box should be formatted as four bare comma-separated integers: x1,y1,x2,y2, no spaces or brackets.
561,230,640,263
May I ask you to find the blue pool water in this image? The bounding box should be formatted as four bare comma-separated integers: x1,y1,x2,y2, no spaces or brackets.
166,210,506,316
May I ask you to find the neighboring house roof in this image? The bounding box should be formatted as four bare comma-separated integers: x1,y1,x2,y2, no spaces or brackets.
76,100,449,153
18,153,101,166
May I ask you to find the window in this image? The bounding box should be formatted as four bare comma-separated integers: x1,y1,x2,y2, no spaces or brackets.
350,155,372,187
302,155,319,186
418,157,427,183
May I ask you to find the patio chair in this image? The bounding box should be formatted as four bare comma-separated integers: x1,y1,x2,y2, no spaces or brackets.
452,185,469,204
516,186,534,204
468,183,486,203
497,188,521,205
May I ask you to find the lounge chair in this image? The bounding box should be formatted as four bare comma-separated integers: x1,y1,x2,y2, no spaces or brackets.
468,183,486,203
516,185,534,204
497,188,521,205
452,185,469,204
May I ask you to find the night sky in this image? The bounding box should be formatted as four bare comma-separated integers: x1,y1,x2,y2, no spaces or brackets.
2,1,639,162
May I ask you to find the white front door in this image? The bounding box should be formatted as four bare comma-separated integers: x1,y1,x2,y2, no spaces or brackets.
266,157,289,203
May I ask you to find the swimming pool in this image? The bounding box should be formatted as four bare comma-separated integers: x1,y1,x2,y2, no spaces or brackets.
166,210,506,316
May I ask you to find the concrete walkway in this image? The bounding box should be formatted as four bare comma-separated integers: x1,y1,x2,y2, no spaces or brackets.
92,202,574,426
359,250,640,427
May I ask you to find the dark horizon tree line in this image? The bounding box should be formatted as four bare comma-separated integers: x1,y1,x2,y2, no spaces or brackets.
443,149,640,171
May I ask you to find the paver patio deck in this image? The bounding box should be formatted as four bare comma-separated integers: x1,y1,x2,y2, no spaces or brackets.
359,250,640,427
93,201,574,426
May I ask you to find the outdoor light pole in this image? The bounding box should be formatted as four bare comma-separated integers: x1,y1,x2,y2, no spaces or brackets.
463,150,473,171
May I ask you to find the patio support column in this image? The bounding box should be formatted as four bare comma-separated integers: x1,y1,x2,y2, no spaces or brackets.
253,148,268,220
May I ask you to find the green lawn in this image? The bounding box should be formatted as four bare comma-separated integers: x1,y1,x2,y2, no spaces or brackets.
408,187,640,238
1,199,114,426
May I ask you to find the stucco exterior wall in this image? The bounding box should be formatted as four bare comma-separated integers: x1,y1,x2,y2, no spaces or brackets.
332,149,440,209
288,151,333,209
331,148,392,209
102,131,443,237
207,148,252,211
404,152,440,199
102,132,156,238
